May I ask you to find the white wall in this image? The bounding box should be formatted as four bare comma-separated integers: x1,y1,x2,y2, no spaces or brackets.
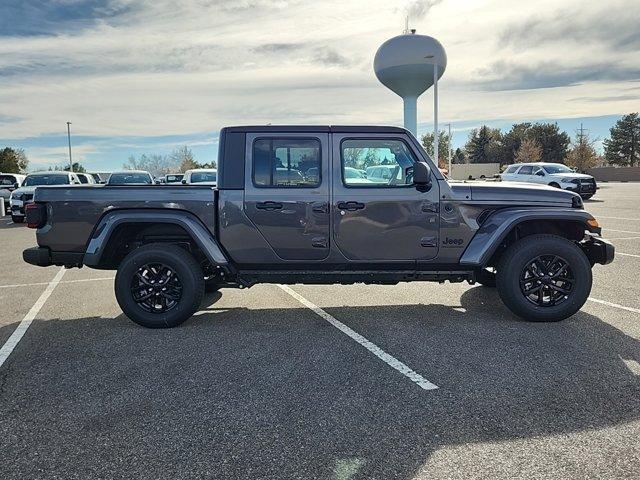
449,163,500,180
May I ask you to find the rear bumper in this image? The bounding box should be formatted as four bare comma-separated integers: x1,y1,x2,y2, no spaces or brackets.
23,247,84,267
581,234,614,265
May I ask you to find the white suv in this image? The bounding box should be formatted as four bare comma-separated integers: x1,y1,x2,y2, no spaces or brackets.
500,162,597,199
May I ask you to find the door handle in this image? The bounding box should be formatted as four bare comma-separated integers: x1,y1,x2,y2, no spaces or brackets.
312,201,329,214
256,201,283,210
337,201,365,211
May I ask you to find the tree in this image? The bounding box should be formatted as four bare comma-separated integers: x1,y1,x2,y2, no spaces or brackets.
421,131,451,169
566,126,598,172
514,138,542,163
62,162,86,173
452,148,466,164
604,113,640,166
465,126,502,164
0,147,29,173
499,123,532,166
527,123,570,164
124,153,178,177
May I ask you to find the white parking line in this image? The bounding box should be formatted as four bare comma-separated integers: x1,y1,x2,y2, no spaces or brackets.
278,285,439,391
0,276,114,289
0,267,65,368
618,252,640,259
588,297,640,314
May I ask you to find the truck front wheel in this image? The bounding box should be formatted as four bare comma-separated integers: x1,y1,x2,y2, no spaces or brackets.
496,234,592,322
115,243,204,328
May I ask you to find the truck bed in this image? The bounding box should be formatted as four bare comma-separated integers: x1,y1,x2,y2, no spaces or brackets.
34,185,216,253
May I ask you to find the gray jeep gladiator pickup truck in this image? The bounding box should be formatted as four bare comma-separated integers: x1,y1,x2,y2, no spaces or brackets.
23,125,614,328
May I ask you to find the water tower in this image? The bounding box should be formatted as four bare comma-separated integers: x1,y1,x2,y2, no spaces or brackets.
374,29,447,160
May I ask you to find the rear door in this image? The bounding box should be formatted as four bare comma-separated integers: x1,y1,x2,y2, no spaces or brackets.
244,133,330,260
516,165,534,182
332,134,440,262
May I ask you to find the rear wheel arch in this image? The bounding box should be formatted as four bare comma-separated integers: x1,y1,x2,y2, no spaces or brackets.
84,210,228,272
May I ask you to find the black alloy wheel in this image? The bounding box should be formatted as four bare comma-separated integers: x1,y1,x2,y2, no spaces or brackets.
131,263,183,313
496,234,592,322
519,255,573,307
115,243,204,328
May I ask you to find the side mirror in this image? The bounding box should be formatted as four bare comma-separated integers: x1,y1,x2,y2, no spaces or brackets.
181,179,187,184
13,182,19,189
536,171,545,176
412,162,432,191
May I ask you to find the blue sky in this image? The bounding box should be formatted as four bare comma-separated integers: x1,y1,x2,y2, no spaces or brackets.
1,0,639,172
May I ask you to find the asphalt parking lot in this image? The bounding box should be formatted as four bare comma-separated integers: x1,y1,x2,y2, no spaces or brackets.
1,183,639,479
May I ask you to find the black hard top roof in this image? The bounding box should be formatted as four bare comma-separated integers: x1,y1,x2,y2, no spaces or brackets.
222,125,409,134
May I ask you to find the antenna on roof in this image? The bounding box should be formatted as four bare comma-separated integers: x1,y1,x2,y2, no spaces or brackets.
403,16,409,34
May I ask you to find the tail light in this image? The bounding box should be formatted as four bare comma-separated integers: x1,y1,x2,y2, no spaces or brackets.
25,203,47,229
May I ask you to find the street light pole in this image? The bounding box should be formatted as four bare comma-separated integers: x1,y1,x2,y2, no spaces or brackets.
66,122,73,172
447,123,452,176
433,64,439,168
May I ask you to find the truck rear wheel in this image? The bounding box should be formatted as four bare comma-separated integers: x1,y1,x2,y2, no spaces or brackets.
496,234,592,322
115,243,204,328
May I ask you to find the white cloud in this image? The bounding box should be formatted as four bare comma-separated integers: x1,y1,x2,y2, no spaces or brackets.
0,0,638,141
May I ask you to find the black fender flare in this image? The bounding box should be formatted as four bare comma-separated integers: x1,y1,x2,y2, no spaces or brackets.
83,209,228,267
459,207,598,267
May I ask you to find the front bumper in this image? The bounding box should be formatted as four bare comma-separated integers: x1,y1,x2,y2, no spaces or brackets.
23,247,84,267
581,234,614,265
10,199,25,216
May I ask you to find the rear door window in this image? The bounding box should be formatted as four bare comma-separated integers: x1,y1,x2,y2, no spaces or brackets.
253,138,321,187
0,175,17,186
518,166,533,175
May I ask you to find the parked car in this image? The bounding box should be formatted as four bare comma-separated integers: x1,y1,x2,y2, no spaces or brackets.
10,171,80,223
500,163,597,200
76,173,97,184
182,168,217,185
107,171,154,185
23,125,613,328
365,164,401,184
164,173,184,184
0,173,26,210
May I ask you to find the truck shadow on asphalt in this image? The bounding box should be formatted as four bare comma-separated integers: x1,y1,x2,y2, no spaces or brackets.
0,287,638,479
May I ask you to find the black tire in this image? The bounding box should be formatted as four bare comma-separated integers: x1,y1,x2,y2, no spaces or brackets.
12,215,24,223
115,243,204,328
496,234,592,322
581,194,594,200
475,268,496,287
549,182,561,188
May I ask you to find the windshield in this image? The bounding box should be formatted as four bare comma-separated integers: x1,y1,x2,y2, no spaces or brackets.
344,168,366,179
24,174,70,186
108,173,152,185
543,164,573,174
190,172,216,183
0,175,17,186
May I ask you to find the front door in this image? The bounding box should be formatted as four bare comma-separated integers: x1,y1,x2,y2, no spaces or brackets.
332,134,440,262
244,133,330,260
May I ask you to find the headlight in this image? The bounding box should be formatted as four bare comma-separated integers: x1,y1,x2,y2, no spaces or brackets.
561,178,574,183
